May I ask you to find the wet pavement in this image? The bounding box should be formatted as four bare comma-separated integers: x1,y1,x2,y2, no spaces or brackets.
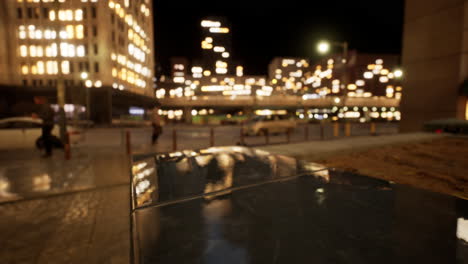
0,149,129,203
1,145,467,263
131,146,468,264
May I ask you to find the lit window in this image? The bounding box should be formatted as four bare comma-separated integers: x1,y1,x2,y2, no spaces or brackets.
37,61,45,74
44,30,52,39
222,52,230,58
77,45,85,57
31,65,37,75
49,10,56,21
20,45,28,57
46,61,58,74
35,29,42,39
112,67,117,77
21,65,29,75
59,30,67,39
45,46,53,57
58,10,66,21
74,9,83,21
67,44,76,57
380,76,389,83
66,10,73,21
28,26,35,39
29,46,37,57
213,46,225,52
236,66,243,77
50,43,58,57
61,61,70,74
363,72,374,79
210,27,229,33
60,43,68,57
19,26,26,39
37,46,43,57
66,25,74,39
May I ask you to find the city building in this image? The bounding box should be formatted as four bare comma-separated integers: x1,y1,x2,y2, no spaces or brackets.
400,0,468,131
200,17,232,75
0,0,157,124
303,52,402,99
154,17,402,124
268,57,310,94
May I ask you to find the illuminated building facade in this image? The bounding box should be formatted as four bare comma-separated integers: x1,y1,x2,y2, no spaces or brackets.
0,0,156,122
302,53,402,99
153,17,402,124
268,57,310,94
200,17,232,76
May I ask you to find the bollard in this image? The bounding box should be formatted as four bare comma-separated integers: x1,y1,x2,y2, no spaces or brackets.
320,122,325,140
126,130,131,155
286,129,291,143
304,125,309,141
210,127,214,147
345,122,351,137
64,132,71,160
333,123,340,137
240,126,245,145
370,122,376,136
172,128,177,151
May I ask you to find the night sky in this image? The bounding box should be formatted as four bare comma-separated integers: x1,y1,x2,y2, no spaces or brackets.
153,0,405,75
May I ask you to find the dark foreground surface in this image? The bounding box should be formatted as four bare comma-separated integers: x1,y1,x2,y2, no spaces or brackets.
131,147,468,264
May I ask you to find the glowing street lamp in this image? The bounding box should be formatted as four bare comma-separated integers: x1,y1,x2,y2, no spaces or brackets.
317,40,349,107
317,41,330,54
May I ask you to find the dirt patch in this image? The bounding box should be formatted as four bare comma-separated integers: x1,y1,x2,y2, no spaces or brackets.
315,137,468,199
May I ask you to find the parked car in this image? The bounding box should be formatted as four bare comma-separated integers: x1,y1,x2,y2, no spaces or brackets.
242,115,296,136
0,117,84,149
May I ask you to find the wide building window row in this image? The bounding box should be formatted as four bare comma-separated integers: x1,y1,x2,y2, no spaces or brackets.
19,43,87,57
19,25,85,40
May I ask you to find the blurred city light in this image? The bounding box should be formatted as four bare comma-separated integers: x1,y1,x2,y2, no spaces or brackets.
394,69,403,78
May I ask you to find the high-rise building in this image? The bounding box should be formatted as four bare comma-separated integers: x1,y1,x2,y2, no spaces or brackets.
200,17,232,76
0,0,156,122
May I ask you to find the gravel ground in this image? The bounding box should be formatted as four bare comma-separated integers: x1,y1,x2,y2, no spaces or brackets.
316,136,468,199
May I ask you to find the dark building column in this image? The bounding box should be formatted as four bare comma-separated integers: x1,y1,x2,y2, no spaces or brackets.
89,87,112,125
400,0,468,132
184,107,192,124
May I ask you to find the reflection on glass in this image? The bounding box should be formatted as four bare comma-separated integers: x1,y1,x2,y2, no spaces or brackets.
195,155,213,167
132,158,158,207
204,154,234,199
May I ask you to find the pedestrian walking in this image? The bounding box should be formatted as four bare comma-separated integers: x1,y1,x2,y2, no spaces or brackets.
151,107,163,145
32,96,55,158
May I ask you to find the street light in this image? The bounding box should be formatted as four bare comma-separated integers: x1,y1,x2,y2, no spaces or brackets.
317,40,349,111
316,40,348,63
317,41,330,54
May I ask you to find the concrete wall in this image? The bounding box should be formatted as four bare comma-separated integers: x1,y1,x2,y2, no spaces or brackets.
400,0,467,132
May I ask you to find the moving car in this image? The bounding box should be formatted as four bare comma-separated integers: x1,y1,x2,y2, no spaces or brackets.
0,117,84,149
242,115,296,136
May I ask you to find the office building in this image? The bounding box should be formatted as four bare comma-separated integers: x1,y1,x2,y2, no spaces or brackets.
0,0,156,123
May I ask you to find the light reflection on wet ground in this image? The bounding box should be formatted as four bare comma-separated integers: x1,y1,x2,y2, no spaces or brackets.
0,152,128,203
131,146,468,264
